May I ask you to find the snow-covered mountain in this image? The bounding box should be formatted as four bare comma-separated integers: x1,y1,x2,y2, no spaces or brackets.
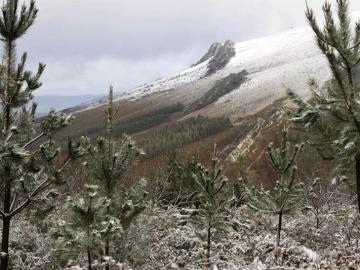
74,26,329,121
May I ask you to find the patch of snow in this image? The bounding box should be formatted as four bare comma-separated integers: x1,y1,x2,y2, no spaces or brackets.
229,28,316,69
301,246,318,262
251,257,266,270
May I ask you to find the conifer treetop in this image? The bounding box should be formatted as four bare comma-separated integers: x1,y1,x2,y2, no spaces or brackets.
0,0,38,41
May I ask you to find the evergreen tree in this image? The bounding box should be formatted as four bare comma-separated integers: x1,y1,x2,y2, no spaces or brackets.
0,1,80,269
53,185,119,270
287,0,360,212
82,87,144,269
230,157,250,207
247,129,315,246
182,151,235,269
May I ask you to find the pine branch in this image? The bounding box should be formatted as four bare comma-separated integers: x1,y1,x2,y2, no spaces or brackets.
22,132,44,149
9,153,72,218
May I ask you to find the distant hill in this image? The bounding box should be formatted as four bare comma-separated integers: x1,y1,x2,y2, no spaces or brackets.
33,95,103,115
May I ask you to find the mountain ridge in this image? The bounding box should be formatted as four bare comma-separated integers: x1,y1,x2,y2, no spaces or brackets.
70,26,328,121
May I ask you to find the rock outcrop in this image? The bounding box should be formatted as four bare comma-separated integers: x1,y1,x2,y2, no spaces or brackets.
195,40,236,76
193,42,222,66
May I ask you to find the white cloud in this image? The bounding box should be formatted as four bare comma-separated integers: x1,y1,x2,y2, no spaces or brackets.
35,50,201,96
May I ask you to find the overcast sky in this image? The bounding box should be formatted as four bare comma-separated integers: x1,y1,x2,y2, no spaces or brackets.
13,0,360,96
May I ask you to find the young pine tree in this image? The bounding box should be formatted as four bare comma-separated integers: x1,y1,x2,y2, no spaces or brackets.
247,129,315,246
0,1,80,269
230,157,250,207
182,150,235,269
288,0,360,212
53,185,117,270
82,87,144,268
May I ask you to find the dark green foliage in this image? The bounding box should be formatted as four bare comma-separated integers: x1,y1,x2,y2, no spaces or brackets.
113,103,184,136
86,103,184,137
287,0,360,210
140,116,232,157
189,71,247,111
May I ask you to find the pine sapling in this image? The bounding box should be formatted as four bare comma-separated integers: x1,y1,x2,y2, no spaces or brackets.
53,185,119,270
82,87,144,268
247,129,316,246
182,149,235,269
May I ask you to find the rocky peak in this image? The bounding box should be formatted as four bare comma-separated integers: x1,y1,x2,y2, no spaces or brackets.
194,40,236,77
193,42,222,66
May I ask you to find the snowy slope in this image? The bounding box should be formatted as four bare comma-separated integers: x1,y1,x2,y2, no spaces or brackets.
117,59,210,101
77,26,329,119
202,27,329,118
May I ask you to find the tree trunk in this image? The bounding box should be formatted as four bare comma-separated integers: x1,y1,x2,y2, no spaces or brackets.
87,249,92,270
206,214,212,269
276,211,283,247
104,239,110,270
0,38,14,270
87,210,92,270
104,183,111,270
0,217,11,270
1,78,11,270
316,216,320,229
356,154,360,213
0,179,12,270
